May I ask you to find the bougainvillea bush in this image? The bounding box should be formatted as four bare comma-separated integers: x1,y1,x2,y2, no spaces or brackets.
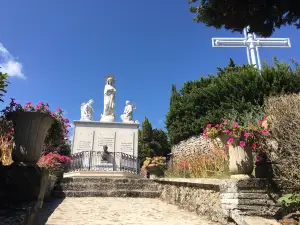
203,116,270,150
38,152,71,173
1,98,71,157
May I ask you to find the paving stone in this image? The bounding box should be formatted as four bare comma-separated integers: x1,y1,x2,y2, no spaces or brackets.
38,197,220,225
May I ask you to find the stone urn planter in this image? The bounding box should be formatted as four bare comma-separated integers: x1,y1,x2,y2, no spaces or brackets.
52,162,65,183
228,145,253,176
217,134,253,177
8,111,55,164
146,164,167,179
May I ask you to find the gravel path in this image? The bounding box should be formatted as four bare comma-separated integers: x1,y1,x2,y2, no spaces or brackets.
38,197,220,225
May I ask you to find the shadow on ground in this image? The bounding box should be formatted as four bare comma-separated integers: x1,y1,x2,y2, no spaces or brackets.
37,197,65,225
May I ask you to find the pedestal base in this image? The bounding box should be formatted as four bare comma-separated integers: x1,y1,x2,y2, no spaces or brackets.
100,115,115,122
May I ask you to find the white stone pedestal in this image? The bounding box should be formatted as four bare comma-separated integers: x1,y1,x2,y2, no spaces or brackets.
72,120,139,156
71,120,140,172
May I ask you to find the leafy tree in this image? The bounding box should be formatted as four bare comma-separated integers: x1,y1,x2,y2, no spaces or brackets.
138,119,171,164
141,117,153,142
152,129,171,156
166,58,300,145
0,71,8,102
189,0,300,37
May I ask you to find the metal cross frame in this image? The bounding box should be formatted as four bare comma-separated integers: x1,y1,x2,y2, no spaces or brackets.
212,27,291,70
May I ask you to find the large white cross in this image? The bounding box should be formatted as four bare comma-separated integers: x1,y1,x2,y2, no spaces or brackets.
212,27,291,70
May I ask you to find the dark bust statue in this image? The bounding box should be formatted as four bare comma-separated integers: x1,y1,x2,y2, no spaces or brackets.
101,145,110,161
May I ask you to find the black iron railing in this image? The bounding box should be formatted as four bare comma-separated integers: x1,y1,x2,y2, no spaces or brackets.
66,151,140,174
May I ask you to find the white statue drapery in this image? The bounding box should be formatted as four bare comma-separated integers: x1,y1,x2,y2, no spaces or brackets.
101,75,116,122
121,100,136,123
80,99,94,121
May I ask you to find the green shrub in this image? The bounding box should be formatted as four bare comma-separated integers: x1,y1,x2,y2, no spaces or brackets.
166,58,300,145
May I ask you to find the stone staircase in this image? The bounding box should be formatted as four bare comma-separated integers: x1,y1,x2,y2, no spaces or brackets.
53,177,161,198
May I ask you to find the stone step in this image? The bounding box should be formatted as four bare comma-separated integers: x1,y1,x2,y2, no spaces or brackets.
53,190,161,198
61,177,154,185
55,182,160,191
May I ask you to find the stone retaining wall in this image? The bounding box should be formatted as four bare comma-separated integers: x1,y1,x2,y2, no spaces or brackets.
155,178,285,225
171,135,224,161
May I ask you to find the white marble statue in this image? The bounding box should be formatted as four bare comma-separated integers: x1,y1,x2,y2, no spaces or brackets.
121,100,136,123
80,99,94,121
101,75,116,122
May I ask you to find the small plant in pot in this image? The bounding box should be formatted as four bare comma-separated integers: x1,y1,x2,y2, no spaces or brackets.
143,156,167,178
38,152,72,182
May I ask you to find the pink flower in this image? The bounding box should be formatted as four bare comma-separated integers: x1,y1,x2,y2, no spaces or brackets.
239,141,246,147
219,123,223,128
262,130,269,135
56,107,61,112
206,124,212,128
203,133,209,138
214,124,219,128
232,123,239,128
227,138,234,144
26,102,32,106
225,144,229,150
252,143,257,149
257,121,263,125
203,129,207,134
36,105,40,109
229,131,233,135
223,129,230,134
256,155,262,162
244,132,250,137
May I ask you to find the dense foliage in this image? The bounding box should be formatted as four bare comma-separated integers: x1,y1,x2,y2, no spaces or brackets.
188,0,300,37
166,59,300,145
138,117,171,165
0,71,8,102
260,94,300,187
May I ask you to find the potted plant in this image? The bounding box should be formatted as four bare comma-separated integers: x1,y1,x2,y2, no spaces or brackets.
38,152,72,182
143,156,167,178
203,117,270,177
1,99,71,165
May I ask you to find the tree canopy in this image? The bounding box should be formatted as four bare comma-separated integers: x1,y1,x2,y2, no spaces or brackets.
189,0,300,37
166,58,300,145
0,71,8,102
138,117,171,164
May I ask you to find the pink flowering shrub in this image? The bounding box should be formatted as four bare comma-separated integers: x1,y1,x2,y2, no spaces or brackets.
203,116,270,150
38,152,71,171
1,98,71,156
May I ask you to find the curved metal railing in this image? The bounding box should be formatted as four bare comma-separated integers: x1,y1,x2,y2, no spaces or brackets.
66,151,139,174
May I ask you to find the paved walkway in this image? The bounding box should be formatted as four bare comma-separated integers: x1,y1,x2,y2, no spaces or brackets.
38,197,220,225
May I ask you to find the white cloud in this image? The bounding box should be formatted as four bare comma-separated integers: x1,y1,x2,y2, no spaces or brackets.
0,43,25,79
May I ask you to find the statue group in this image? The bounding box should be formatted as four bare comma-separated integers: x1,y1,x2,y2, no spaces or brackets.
80,75,137,123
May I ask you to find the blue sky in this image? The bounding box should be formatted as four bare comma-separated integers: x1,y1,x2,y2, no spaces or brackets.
1,1,300,136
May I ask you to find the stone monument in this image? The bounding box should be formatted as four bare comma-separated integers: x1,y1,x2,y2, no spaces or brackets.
120,100,137,123
80,99,94,121
71,75,140,174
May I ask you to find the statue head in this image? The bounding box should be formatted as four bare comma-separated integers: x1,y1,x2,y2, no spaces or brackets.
88,99,94,105
105,75,116,85
126,100,130,105
103,145,108,152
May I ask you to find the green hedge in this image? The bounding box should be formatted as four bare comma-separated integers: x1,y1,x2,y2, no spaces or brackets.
166,59,300,145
